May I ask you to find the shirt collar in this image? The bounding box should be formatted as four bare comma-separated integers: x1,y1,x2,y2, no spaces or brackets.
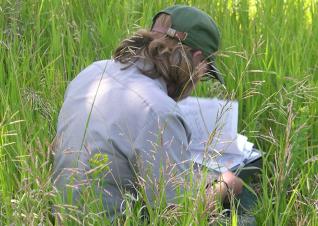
153,76,168,93
133,59,168,94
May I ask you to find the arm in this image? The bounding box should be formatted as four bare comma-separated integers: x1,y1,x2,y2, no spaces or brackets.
132,112,194,203
132,112,243,209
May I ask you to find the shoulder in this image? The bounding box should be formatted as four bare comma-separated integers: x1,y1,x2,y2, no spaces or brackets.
124,77,191,140
64,59,189,130
127,76,184,122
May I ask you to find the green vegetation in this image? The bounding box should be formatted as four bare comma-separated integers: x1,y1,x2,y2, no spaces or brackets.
0,0,317,225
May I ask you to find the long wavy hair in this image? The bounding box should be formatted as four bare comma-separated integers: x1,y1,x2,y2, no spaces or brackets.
113,14,201,100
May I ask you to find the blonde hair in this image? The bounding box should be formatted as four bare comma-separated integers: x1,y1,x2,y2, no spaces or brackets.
113,14,201,100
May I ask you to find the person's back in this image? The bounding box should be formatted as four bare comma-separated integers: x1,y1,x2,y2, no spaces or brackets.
53,59,194,217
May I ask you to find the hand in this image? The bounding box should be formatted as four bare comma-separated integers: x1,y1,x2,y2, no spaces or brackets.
218,171,243,196
205,171,243,210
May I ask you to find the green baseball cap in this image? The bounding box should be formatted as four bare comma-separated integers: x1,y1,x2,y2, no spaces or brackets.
152,5,224,84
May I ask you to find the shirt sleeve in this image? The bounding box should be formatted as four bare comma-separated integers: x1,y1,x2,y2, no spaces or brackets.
131,111,196,205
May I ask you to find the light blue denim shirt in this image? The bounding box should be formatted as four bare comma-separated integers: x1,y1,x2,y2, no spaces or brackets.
52,59,198,217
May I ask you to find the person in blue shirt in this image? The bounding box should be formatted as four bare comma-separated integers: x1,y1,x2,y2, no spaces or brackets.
53,5,244,219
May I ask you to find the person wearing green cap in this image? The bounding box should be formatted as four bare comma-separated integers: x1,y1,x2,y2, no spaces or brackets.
52,5,243,220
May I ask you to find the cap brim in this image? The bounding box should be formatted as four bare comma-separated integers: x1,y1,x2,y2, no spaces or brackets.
207,63,224,84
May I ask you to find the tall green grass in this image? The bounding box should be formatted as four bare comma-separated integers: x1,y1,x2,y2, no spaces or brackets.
0,0,317,225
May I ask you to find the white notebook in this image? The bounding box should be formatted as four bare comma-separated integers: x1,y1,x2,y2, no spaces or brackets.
178,97,262,173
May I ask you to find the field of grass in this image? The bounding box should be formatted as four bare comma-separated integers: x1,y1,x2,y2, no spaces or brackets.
0,0,317,225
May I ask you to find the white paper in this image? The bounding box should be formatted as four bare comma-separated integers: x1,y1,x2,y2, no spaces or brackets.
178,97,261,172
178,97,238,151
